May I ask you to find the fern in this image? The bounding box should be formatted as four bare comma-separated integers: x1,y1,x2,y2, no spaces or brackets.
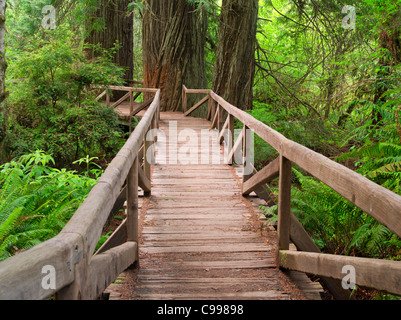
0,151,98,261
287,169,400,258
337,140,401,195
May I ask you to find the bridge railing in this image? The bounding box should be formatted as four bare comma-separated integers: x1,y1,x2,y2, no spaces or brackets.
0,88,160,300
95,86,159,131
183,85,401,299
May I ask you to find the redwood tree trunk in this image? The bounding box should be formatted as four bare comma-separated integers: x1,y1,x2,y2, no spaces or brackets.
212,0,258,110
85,0,133,84
142,0,207,115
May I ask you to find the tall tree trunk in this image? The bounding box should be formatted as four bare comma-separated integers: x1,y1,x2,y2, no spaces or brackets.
0,0,7,163
85,0,133,85
142,0,207,115
212,0,258,110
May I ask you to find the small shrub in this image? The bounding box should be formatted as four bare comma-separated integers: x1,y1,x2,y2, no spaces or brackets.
6,26,125,167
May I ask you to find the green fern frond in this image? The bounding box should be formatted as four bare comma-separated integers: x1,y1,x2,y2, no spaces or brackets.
0,207,24,241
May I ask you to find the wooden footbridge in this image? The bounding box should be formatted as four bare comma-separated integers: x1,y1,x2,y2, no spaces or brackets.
1,86,401,300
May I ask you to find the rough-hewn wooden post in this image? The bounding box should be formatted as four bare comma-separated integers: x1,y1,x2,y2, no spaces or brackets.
143,130,151,193
182,85,188,113
129,89,134,133
217,105,222,133
277,155,292,251
242,125,251,190
227,114,234,164
126,156,139,264
106,90,110,106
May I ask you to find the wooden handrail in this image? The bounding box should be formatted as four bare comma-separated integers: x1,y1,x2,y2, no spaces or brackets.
0,88,160,300
182,85,212,117
208,89,401,239
95,85,158,132
184,85,401,297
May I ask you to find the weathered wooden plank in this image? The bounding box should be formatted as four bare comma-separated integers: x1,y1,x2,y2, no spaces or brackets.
61,90,160,257
282,141,401,238
218,116,230,144
289,214,351,300
142,233,263,241
138,165,151,193
137,277,278,283
95,90,107,101
145,213,248,220
134,291,290,300
210,104,219,129
0,232,83,300
127,157,139,244
88,242,137,299
242,157,280,195
96,85,158,93
184,88,211,94
226,126,243,165
132,98,154,117
278,250,401,297
277,156,292,251
145,211,247,219
154,260,275,269
184,94,209,117
111,91,131,108
95,219,127,255
182,85,188,112
107,185,127,224
210,91,286,151
146,219,247,228
140,244,270,254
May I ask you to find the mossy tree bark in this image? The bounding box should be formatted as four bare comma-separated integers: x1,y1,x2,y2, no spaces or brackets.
85,0,133,85
212,0,258,111
142,0,207,115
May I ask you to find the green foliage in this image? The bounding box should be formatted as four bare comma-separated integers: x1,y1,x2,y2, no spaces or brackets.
6,26,125,166
251,1,401,270
248,101,338,169
263,168,401,259
73,155,102,178
338,140,401,194
0,151,97,261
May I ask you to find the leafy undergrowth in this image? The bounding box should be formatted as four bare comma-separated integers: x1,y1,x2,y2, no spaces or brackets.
0,150,98,261
251,103,401,300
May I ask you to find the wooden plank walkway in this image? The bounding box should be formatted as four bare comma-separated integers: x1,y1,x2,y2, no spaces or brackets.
121,112,321,300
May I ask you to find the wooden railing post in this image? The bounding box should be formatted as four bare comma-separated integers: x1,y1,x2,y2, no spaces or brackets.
210,97,216,122
227,114,234,164
182,85,188,113
129,89,134,133
126,156,139,265
206,95,211,120
242,125,251,187
106,90,110,106
217,105,222,133
143,130,152,194
277,155,292,251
